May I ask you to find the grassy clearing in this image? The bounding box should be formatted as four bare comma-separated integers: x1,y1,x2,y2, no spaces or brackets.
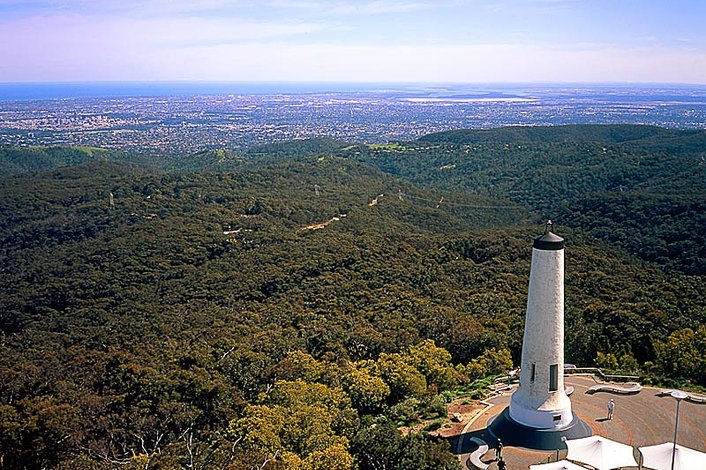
368,143,404,151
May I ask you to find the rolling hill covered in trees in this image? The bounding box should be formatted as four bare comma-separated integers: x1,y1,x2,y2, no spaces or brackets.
338,125,706,274
1,125,705,469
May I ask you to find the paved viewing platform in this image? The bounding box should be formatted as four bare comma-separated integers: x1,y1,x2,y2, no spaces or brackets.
450,375,706,469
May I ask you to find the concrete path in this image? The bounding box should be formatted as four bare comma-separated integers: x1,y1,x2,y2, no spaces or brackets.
454,375,706,469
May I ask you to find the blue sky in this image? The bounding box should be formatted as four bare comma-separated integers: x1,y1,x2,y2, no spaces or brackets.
0,0,704,83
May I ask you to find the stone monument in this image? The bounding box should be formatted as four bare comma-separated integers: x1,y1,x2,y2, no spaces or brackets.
489,222,591,449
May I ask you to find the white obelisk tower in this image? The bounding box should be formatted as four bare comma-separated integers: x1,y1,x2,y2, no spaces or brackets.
489,223,590,449
509,222,573,429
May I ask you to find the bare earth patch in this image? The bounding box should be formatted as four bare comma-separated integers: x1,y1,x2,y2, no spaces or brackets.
400,398,486,438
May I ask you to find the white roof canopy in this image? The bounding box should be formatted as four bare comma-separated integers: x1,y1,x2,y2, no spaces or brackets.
639,442,706,470
530,460,588,470
565,435,638,470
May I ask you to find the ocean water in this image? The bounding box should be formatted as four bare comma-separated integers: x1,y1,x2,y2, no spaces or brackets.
2,81,706,102
0,82,404,101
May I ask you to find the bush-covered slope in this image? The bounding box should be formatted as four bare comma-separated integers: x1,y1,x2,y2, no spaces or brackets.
168,148,245,172
1,124,705,468
1,155,705,468
419,124,706,153
0,157,523,468
339,125,706,274
0,145,115,176
246,137,350,160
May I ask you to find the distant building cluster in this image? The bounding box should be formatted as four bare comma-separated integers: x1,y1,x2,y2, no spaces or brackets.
1,89,705,154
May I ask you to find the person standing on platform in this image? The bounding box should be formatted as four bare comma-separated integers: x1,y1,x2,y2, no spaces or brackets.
607,399,615,420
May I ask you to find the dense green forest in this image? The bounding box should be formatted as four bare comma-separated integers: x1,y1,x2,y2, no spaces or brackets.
337,125,706,274
1,125,705,469
0,146,113,176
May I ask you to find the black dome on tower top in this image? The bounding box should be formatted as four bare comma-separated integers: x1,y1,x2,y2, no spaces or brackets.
532,221,565,250
533,231,564,251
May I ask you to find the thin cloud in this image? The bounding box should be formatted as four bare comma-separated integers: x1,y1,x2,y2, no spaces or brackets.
0,0,246,19
4,39,704,83
522,0,579,3
485,0,578,13
1,0,704,83
0,13,336,50
0,0,434,18
264,0,435,16
171,42,698,83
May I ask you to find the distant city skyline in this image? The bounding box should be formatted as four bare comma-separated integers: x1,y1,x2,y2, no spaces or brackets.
3,84,705,152
1,0,705,84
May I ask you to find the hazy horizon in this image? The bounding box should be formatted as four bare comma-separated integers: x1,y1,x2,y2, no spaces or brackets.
1,1,705,84
2,80,706,101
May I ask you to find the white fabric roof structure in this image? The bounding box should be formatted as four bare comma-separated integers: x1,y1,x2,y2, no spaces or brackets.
565,435,638,470
529,460,588,470
639,442,706,470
